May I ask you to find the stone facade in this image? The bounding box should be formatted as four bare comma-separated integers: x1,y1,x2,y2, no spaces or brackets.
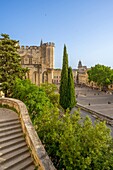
52,69,77,85
77,60,88,85
53,69,61,84
18,41,54,85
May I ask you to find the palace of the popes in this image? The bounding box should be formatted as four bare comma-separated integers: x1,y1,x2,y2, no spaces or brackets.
18,40,89,86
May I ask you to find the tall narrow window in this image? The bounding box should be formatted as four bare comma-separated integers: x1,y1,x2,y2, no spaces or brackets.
29,58,32,64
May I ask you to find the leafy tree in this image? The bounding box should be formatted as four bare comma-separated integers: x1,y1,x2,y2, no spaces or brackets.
87,64,113,89
35,108,113,170
0,33,28,97
58,115,113,170
67,67,76,109
59,45,69,110
40,83,59,107
12,78,54,121
12,78,113,170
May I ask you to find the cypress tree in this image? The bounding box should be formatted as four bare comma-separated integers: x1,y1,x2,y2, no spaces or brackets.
59,45,68,110
68,67,76,110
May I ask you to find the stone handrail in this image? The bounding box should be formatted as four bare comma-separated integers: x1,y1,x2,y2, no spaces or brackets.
0,98,56,170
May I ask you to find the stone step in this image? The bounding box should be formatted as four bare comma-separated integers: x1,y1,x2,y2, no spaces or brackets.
23,164,36,170
0,141,27,156
0,136,25,150
1,151,32,169
0,132,23,144
0,146,29,164
0,131,23,144
0,118,19,124
0,120,20,128
0,128,22,138
9,157,35,170
0,124,21,133
0,108,35,169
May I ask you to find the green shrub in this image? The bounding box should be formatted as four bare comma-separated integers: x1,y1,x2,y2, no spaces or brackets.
12,78,113,169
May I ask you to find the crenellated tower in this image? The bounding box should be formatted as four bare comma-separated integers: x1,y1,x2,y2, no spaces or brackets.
40,42,54,69
18,40,55,85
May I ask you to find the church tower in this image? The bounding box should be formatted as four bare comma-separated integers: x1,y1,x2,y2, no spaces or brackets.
78,60,82,68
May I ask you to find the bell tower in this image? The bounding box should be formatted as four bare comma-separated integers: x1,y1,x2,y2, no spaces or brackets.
78,60,82,68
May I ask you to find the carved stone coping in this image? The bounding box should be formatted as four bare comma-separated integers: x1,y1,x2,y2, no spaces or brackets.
0,98,56,170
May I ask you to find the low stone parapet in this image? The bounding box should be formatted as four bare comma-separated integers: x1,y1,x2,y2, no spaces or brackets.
0,98,56,170
77,103,113,126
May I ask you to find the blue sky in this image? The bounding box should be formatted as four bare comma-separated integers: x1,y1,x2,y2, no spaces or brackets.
1,0,113,68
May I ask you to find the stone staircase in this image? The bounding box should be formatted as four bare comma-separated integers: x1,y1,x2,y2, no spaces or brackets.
0,108,35,170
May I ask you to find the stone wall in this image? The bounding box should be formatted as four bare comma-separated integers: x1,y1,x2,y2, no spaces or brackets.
0,98,56,170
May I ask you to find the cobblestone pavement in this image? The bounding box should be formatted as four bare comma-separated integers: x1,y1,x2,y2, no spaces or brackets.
76,86,113,118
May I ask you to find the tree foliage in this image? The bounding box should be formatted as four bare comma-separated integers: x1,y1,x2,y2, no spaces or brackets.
36,111,113,170
0,33,28,96
40,83,59,107
59,45,69,110
12,78,54,120
67,67,76,109
12,78,113,170
87,64,113,89
59,45,76,110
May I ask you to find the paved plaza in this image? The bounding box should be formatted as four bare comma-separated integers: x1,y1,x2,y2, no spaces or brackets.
76,86,113,118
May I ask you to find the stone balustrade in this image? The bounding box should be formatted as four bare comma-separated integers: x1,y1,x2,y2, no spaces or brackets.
0,98,56,170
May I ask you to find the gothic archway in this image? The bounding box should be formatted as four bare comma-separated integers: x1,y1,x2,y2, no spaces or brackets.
32,71,38,85
42,71,48,83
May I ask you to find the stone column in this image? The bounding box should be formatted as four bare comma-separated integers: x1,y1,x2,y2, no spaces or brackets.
38,64,42,85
